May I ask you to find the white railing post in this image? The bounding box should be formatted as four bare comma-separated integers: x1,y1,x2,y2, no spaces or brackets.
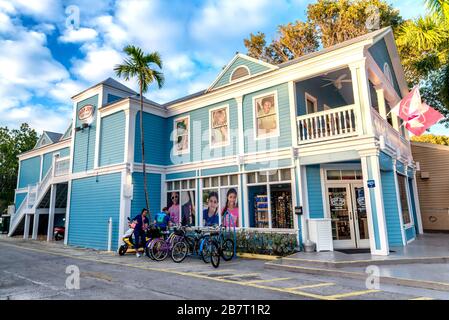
107,217,112,252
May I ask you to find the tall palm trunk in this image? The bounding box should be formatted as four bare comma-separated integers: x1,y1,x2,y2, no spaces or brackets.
140,84,149,211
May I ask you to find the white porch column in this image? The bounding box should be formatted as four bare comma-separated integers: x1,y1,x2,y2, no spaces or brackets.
376,87,387,120
350,61,373,135
64,181,72,246
119,169,133,248
32,214,40,240
411,171,424,234
359,151,390,256
47,184,57,242
23,214,30,239
296,161,309,244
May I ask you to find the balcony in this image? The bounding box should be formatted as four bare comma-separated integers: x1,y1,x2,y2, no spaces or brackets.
297,104,359,144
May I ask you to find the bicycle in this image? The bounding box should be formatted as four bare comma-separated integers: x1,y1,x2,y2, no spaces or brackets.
200,225,235,265
146,226,186,262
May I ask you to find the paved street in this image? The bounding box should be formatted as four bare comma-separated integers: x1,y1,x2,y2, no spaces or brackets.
1,238,448,300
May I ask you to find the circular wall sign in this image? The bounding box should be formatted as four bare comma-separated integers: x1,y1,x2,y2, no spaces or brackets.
78,105,94,122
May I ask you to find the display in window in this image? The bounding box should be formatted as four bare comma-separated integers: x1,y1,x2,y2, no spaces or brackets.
328,187,351,240
174,117,189,154
167,191,180,225
270,184,293,229
181,191,195,227
202,190,219,227
210,107,229,146
255,94,278,137
221,188,239,227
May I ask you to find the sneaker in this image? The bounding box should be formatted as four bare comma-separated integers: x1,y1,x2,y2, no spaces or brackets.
136,252,141,258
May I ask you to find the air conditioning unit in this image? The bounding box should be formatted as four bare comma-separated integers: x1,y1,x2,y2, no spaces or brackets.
308,218,333,252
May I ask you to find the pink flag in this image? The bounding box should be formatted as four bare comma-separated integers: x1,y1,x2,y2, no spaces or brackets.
405,103,444,136
391,86,424,122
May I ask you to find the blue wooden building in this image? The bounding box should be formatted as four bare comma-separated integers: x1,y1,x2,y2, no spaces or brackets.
9,27,422,256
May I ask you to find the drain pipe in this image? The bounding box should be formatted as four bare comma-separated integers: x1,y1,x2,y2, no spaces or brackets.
107,217,112,252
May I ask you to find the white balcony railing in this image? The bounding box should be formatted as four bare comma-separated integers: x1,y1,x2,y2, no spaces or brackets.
297,104,359,143
54,157,70,177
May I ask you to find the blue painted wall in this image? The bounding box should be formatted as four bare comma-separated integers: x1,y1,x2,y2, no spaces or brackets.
15,192,27,208
107,94,123,104
131,172,162,221
244,158,292,172
18,156,41,188
368,39,401,98
381,170,403,246
201,165,239,177
166,171,197,180
99,111,125,167
72,95,98,173
42,147,70,178
212,56,271,89
405,226,416,241
306,165,324,219
68,173,121,250
135,111,168,166
243,83,292,154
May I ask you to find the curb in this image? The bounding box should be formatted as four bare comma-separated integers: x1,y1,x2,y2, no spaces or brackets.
237,252,281,261
265,261,449,292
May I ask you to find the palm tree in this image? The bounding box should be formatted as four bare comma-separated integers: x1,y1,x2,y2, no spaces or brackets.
114,45,164,211
425,0,449,20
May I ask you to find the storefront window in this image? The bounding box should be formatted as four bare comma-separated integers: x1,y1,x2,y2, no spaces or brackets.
397,174,412,225
202,175,239,227
166,179,196,226
326,169,362,181
248,169,293,229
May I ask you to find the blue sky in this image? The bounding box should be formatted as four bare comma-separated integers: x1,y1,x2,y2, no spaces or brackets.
0,0,447,136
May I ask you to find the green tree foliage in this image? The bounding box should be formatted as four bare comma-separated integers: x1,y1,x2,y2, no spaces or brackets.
115,45,164,211
411,133,449,145
0,124,38,214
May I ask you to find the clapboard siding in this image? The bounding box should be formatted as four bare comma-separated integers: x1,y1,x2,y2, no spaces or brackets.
243,83,292,153
72,95,98,173
135,111,167,166
100,111,125,166
18,156,41,188
212,56,271,89
381,170,403,246
306,165,324,219
68,173,121,250
131,172,162,221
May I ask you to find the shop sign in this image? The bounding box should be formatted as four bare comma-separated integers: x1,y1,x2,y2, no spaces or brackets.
78,105,94,122
367,180,375,188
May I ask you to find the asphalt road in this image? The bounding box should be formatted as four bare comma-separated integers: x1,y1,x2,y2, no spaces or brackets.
0,239,448,300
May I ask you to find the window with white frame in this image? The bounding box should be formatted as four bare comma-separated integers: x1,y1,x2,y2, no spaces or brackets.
202,174,239,227
397,173,412,225
254,92,279,138
166,179,196,226
210,105,230,147
247,168,293,229
174,116,190,155
326,170,363,181
230,66,250,82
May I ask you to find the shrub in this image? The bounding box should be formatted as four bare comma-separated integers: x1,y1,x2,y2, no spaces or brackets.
236,229,298,256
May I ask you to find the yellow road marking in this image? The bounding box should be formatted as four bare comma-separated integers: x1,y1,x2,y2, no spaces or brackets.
216,273,260,279
195,269,236,274
286,282,335,290
409,297,434,300
325,289,380,299
244,277,291,284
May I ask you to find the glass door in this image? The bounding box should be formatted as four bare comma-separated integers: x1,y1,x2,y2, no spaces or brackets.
327,185,356,248
351,184,370,248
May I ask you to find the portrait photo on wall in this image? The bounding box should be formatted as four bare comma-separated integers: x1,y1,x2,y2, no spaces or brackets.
255,94,278,137
175,117,189,154
210,107,229,146
166,191,180,225
181,191,196,227
221,187,239,228
202,190,219,227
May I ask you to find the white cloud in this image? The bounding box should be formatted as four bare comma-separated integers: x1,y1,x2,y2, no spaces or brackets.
58,27,98,43
164,54,196,80
7,0,63,22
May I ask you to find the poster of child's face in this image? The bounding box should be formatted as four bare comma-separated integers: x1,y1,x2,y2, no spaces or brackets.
181,191,196,226
255,94,277,136
175,117,189,153
202,190,219,226
220,188,239,227
167,191,180,224
211,108,228,146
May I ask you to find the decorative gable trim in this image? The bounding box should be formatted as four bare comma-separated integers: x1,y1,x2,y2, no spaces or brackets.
34,132,53,149
207,53,277,92
61,124,72,140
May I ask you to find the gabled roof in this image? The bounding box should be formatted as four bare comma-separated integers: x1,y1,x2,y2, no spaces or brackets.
34,131,63,149
71,77,137,99
60,123,72,141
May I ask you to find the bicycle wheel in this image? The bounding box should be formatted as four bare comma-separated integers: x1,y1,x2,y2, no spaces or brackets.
210,241,220,268
151,239,168,261
171,240,188,263
200,237,212,264
221,238,235,261
145,240,155,260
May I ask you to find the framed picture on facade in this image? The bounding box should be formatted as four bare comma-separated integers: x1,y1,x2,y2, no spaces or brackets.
210,105,229,147
254,92,278,138
180,190,195,226
202,189,219,227
220,187,239,227
167,191,180,225
174,116,189,154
